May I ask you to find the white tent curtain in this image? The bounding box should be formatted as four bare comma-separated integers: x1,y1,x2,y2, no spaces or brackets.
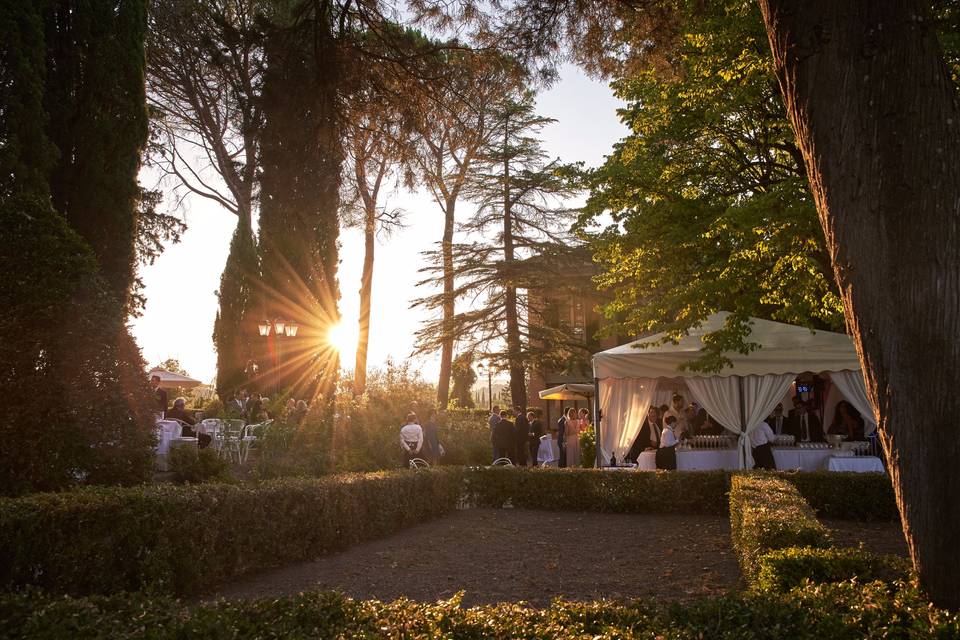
685,374,795,468
830,370,878,432
598,378,658,463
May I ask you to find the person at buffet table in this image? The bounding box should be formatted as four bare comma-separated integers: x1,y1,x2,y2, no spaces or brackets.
749,420,777,469
625,405,660,463
690,402,707,433
151,375,168,416
766,403,787,435
661,394,689,436
828,400,866,441
166,397,212,448
683,406,698,437
655,415,679,470
786,400,824,442
698,414,724,435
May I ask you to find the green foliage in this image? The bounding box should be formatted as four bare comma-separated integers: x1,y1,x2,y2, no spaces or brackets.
0,195,156,495
44,0,150,311
168,447,232,484
579,427,596,468
755,546,912,593
257,9,342,400
577,0,843,372
0,469,464,596
449,351,478,408
464,468,730,514
781,471,899,521
213,224,259,398
3,579,957,638
729,474,831,580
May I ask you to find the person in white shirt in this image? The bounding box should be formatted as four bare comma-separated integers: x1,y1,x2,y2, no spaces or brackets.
749,421,777,470
655,415,679,470
661,394,689,437
399,413,424,466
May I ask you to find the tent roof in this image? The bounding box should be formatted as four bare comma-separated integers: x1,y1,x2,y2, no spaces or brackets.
148,368,202,389
593,312,861,379
538,383,595,400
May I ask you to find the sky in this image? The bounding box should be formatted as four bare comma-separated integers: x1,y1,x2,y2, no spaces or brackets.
130,64,628,385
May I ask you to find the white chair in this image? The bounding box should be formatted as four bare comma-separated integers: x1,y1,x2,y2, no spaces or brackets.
492,457,514,467
409,458,430,469
240,419,273,464
220,419,245,463
200,419,224,454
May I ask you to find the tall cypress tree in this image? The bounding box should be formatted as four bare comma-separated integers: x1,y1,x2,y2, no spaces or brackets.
0,0,155,495
257,4,341,400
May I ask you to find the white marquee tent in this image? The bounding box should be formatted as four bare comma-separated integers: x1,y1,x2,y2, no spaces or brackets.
591,312,876,468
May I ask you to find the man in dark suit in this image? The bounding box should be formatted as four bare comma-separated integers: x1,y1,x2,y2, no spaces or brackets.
493,410,516,461
556,414,567,467
513,406,530,466
151,375,168,416
786,400,824,442
766,403,787,435
527,409,544,466
627,405,662,462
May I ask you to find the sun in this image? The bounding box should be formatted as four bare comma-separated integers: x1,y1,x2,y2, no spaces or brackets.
326,321,358,365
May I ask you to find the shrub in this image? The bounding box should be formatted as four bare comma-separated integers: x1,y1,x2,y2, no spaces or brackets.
755,546,912,593
0,469,464,596
580,428,596,467
2,581,958,639
729,474,831,579
464,467,730,514
168,447,232,484
780,471,899,521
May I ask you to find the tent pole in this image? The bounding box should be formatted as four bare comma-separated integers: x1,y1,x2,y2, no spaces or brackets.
594,377,602,467
738,375,747,469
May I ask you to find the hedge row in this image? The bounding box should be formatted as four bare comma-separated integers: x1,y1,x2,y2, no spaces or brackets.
780,471,899,521
2,581,957,639
729,474,831,580
0,469,463,596
464,467,731,514
730,473,911,594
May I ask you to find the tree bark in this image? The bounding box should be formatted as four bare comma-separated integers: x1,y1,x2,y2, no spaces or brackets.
501,122,527,409
354,196,375,396
437,196,456,408
758,0,960,609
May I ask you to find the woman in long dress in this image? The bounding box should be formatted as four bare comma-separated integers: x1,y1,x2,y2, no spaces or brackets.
564,407,582,467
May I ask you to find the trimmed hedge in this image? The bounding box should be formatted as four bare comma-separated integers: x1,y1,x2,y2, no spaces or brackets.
729,474,831,579
781,471,899,521
755,546,912,593
0,469,463,596
2,581,958,639
464,467,731,514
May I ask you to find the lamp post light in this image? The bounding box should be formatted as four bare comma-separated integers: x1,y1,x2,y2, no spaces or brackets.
476,361,493,412
257,319,299,394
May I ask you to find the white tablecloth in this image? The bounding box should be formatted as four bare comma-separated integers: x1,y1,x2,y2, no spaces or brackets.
677,449,740,471
537,436,560,465
773,448,832,471
637,450,657,471
155,420,182,456
826,456,885,473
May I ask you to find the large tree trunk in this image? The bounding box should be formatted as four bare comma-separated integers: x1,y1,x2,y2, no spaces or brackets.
437,197,456,408
354,202,375,395
758,0,960,609
502,125,527,410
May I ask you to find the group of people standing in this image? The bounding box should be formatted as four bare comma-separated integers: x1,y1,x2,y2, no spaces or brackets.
489,405,545,466
487,404,593,467
625,393,717,469
399,407,444,466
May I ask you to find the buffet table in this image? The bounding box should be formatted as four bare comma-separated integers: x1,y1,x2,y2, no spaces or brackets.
630,446,884,473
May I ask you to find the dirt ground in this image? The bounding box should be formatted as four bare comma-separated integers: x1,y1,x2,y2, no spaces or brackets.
212,509,740,607
822,519,910,557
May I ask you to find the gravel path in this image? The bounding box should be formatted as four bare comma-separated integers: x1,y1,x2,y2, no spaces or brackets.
822,519,910,557
211,509,739,607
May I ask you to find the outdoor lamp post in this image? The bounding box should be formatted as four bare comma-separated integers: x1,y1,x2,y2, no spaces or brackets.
477,361,493,412
257,319,299,394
